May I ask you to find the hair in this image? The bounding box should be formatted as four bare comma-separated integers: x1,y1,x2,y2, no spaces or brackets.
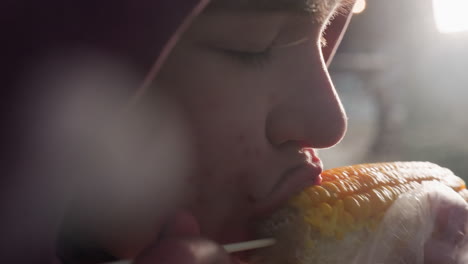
207,0,355,23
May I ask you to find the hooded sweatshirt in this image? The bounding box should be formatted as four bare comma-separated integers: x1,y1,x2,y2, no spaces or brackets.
0,1,350,263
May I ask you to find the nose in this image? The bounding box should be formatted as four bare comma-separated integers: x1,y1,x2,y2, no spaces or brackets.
266,54,347,149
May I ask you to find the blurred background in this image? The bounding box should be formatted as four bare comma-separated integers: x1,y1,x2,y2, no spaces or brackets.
320,0,468,180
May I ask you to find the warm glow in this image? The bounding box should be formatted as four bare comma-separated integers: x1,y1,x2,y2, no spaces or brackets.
433,0,468,33
352,0,366,14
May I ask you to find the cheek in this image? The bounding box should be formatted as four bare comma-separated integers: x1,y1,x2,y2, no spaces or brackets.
189,167,258,236
153,43,288,218
237,133,264,163
182,129,266,218
155,44,270,152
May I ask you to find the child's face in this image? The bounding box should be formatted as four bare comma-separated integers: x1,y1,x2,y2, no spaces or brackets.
88,0,349,258
154,0,347,245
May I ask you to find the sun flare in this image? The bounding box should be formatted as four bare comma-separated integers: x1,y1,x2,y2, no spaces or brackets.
433,0,468,33
352,0,366,14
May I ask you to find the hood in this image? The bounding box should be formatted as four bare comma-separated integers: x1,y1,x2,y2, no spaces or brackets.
0,1,352,262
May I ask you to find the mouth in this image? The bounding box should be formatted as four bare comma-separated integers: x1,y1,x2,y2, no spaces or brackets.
156,149,323,263
252,148,323,219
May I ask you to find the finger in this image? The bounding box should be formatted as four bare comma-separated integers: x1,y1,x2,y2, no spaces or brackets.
135,237,231,264
433,203,468,244
161,210,201,237
424,239,458,264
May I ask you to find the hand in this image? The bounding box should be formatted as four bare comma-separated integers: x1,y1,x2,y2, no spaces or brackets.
424,190,468,264
133,211,232,264
134,237,231,264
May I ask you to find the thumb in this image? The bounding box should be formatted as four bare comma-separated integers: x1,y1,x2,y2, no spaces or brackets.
134,237,231,264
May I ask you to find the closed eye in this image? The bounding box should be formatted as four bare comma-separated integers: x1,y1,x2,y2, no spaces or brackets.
222,46,273,67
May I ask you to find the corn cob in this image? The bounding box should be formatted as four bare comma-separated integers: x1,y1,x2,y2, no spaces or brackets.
251,161,467,264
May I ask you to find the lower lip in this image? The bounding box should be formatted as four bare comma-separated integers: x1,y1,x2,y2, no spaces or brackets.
253,165,322,218
285,164,323,188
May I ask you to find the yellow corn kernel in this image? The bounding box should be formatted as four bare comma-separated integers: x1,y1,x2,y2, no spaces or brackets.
319,202,333,216
289,191,311,209
305,188,321,204
343,211,355,227
314,186,331,203
359,194,372,218
332,181,349,193
272,162,467,243
343,196,360,218
367,188,387,216
322,182,340,195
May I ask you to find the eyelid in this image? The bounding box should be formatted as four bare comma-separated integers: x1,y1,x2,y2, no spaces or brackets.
271,37,310,49
221,46,273,67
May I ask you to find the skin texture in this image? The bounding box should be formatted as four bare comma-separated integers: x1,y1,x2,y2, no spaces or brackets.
154,9,347,240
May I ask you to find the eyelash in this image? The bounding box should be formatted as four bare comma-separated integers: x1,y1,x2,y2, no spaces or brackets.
223,46,273,67
222,2,349,66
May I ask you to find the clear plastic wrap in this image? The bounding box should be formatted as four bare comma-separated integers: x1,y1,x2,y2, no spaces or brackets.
352,181,468,264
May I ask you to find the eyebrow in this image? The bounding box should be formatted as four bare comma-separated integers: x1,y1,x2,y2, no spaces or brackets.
206,0,346,16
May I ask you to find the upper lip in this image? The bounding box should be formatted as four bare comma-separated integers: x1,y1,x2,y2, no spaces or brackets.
252,148,323,219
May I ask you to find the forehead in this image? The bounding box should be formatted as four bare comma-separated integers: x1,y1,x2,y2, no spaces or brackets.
207,0,344,22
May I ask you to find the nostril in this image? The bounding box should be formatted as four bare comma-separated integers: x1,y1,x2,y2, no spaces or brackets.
297,140,313,149
300,147,322,164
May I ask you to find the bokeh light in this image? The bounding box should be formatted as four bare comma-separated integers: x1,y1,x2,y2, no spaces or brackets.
322,0,468,178
352,0,366,14
433,0,468,33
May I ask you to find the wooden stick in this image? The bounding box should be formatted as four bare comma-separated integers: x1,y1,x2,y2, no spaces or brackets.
223,238,276,253
103,238,276,264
